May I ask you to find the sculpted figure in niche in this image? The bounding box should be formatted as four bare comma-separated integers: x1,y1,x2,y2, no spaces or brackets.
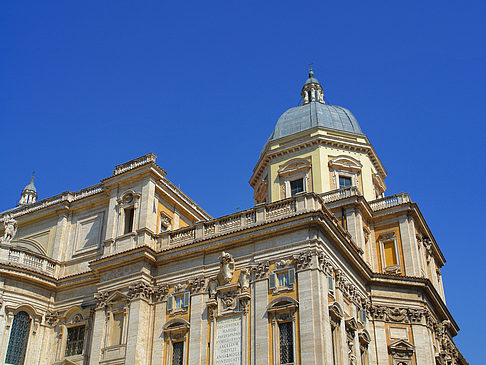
218,251,235,285
238,268,250,292
208,278,218,299
2,215,18,244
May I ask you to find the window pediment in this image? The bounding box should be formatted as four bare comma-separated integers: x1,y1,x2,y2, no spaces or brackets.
329,155,362,172
278,158,311,176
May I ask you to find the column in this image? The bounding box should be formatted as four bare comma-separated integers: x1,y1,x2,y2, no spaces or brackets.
411,324,434,364
297,268,325,364
88,308,106,365
398,214,420,276
125,298,151,364
151,301,167,363
188,293,208,365
251,279,269,364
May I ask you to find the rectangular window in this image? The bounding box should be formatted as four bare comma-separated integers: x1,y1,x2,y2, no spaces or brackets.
278,322,294,364
328,276,335,296
383,240,398,267
65,325,85,356
174,294,184,309
339,176,352,188
277,272,289,287
124,207,134,234
290,179,304,196
111,312,124,345
172,342,184,365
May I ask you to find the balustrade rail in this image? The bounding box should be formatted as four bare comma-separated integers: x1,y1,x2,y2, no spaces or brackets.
2,247,57,276
369,193,410,211
157,193,322,250
321,186,360,203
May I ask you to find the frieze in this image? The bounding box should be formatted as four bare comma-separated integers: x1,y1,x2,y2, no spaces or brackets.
368,304,427,324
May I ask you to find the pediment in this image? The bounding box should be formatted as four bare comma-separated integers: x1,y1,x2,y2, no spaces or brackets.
329,302,344,320
106,291,128,305
329,155,362,171
389,339,415,354
278,158,311,176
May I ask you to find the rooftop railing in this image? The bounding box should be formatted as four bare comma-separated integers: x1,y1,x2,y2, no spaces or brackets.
320,186,360,203
157,193,322,250
369,193,411,211
0,246,58,277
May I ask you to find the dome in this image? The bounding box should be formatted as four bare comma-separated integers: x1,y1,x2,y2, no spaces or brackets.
23,181,36,193
268,101,363,141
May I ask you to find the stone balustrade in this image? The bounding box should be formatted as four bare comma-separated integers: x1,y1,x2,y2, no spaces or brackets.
369,193,411,211
320,186,360,203
0,246,58,277
157,193,323,250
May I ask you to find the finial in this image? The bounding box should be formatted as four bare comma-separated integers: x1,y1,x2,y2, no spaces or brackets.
31,171,35,182
308,63,314,78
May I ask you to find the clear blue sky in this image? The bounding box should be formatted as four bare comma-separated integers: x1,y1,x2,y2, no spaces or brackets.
1,1,484,360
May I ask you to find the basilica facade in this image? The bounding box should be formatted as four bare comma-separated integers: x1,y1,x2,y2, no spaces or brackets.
0,70,467,365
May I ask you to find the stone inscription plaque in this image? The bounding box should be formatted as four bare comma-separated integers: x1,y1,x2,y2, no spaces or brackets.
215,315,242,365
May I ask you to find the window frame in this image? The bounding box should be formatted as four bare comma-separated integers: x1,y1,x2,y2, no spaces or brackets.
163,318,190,365
5,311,32,365
267,297,298,365
269,268,295,294
378,232,401,274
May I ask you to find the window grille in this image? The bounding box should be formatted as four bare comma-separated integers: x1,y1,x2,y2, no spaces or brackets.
172,341,184,365
279,322,294,364
5,311,31,365
65,325,85,357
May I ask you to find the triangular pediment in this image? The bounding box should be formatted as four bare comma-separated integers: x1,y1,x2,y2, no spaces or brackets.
106,291,128,304
389,339,415,352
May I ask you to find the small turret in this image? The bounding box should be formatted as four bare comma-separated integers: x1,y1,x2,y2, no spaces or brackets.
301,66,325,104
19,172,37,206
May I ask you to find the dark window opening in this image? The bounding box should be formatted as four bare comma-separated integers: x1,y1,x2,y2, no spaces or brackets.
172,341,184,365
290,179,304,196
339,176,352,189
279,322,294,364
5,311,31,365
124,207,134,234
65,325,85,357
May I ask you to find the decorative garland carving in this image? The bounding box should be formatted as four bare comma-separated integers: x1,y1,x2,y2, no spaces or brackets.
153,283,169,302
187,276,206,294
251,261,269,280
368,304,426,324
128,281,153,301
293,249,314,270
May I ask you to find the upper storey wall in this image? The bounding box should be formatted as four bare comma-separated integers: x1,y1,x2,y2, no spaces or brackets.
252,128,386,204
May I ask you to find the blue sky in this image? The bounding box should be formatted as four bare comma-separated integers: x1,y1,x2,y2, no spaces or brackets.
1,0,484,360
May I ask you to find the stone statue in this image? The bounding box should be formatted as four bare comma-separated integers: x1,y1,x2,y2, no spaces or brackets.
208,278,218,299
2,215,18,244
218,251,235,284
238,268,250,292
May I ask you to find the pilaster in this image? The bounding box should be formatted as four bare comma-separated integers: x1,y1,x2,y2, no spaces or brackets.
251,279,269,364
125,298,151,364
399,214,420,276
188,293,208,365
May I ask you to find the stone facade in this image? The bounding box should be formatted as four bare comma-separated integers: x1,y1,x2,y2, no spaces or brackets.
0,73,467,364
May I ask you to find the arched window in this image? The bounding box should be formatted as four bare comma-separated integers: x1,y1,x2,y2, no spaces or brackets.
5,311,31,365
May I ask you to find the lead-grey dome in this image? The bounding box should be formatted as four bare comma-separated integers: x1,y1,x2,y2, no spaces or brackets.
268,101,363,141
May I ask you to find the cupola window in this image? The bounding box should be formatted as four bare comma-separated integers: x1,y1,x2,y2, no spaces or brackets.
290,179,304,196
339,176,352,189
